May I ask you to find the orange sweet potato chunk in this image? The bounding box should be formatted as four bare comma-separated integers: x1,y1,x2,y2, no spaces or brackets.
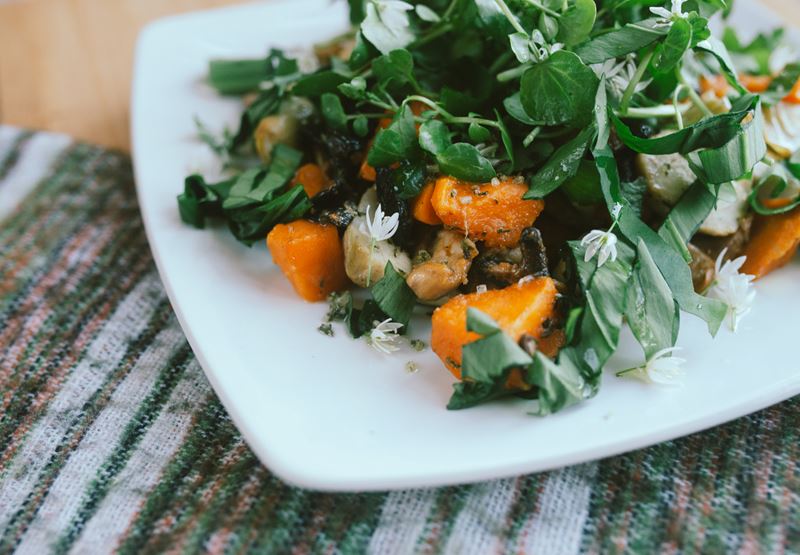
411,181,443,225
740,74,772,93
430,176,544,248
699,75,729,99
741,207,800,279
430,277,559,380
291,163,329,198
267,220,349,302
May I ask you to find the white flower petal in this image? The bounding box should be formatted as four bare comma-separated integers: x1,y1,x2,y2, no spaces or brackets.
649,7,673,19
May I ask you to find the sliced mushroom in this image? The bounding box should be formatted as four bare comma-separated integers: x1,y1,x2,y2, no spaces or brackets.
637,151,696,209
698,179,751,237
406,230,477,301
763,101,800,159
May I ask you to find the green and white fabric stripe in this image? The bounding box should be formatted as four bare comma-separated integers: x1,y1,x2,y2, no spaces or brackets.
0,125,798,554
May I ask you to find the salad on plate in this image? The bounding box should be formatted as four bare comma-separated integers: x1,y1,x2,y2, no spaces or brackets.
177,0,800,415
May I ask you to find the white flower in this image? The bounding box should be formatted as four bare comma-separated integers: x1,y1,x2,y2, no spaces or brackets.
415,4,440,22
611,202,623,220
362,1,415,54
706,249,756,332
650,0,689,25
593,56,651,102
581,229,619,267
368,318,404,354
362,203,400,243
619,347,686,385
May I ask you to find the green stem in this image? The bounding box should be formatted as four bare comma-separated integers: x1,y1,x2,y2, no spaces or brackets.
678,70,713,118
621,104,689,119
493,0,527,34
523,0,561,18
366,238,376,288
412,22,454,48
672,84,685,130
522,126,542,147
497,63,532,82
488,51,515,74
619,49,655,114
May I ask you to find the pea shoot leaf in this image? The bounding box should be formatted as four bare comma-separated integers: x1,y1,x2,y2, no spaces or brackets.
436,143,497,182
368,104,421,166
520,51,599,128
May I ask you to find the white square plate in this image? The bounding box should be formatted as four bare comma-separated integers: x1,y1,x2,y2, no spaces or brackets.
132,0,800,491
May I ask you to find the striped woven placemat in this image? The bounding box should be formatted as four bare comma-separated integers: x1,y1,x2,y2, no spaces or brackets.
0,125,798,554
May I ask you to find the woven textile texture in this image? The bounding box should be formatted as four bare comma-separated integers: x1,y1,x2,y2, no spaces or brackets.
0,125,798,554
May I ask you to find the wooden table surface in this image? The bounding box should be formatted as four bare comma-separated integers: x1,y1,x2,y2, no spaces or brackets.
1,0,799,152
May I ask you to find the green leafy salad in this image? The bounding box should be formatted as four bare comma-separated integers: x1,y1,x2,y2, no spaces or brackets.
178,0,800,415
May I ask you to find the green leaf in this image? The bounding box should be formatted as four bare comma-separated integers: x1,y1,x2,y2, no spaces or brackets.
625,239,679,359
657,181,716,256
230,88,282,150
177,174,233,228
226,185,311,245
695,37,747,95
419,119,452,156
208,49,298,95
525,351,586,416
652,17,692,74
321,93,347,132
570,239,636,372
466,307,501,335
224,144,303,210
436,143,497,182
462,333,532,384
686,99,766,184
557,0,597,47
373,49,416,91
593,145,727,335
494,110,517,170
504,93,539,125
368,104,420,166
447,381,512,410
574,18,668,64
562,160,604,205
372,262,417,327
347,0,366,24
611,94,761,155
353,115,370,137
525,125,594,199
748,162,800,215
509,32,533,64
468,122,492,143
388,160,429,200
292,70,350,97
520,51,599,127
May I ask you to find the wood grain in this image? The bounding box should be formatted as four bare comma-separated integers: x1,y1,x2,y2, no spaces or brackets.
1,0,799,152
0,0,245,151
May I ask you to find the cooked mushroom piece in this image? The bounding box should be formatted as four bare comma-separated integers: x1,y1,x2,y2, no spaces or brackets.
343,189,412,287
688,243,716,293
469,226,550,289
406,230,477,301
